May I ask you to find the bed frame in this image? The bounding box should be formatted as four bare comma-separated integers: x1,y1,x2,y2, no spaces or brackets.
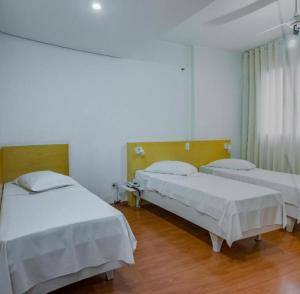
200,166,299,233
127,140,284,252
142,190,281,252
286,205,298,232
27,265,117,294
0,144,119,293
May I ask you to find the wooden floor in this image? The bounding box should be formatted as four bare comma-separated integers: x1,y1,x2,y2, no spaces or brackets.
54,203,300,294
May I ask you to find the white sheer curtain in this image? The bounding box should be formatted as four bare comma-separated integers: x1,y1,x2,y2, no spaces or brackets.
241,37,300,174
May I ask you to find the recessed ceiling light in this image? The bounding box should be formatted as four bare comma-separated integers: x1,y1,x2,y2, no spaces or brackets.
92,2,102,11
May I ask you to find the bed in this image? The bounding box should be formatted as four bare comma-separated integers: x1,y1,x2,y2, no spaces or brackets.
201,165,300,232
135,170,287,252
0,144,136,294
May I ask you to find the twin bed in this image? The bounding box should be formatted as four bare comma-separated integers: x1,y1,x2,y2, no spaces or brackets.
201,165,300,232
127,140,294,253
135,170,286,252
0,145,136,294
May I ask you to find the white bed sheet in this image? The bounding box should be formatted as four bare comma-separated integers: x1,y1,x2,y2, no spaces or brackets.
201,166,300,219
135,171,286,246
3,182,32,196
0,182,136,294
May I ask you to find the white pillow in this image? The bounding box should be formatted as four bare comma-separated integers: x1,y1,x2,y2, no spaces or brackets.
14,171,76,192
145,161,197,176
206,159,256,170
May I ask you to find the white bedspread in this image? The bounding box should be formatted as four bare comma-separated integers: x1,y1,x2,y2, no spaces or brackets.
136,171,286,246
0,182,136,294
201,166,300,219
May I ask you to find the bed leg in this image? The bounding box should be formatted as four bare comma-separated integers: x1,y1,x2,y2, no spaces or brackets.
286,217,296,233
209,232,224,253
105,270,114,281
255,234,262,241
136,196,141,208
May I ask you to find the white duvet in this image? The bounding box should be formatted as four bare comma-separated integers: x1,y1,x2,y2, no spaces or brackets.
0,182,136,294
136,171,286,246
201,166,300,219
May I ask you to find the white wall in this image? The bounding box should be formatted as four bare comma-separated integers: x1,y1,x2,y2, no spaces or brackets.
193,46,242,157
0,34,191,202
0,34,243,203
130,40,190,67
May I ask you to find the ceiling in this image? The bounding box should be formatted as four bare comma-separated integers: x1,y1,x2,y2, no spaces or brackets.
162,0,296,51
0,0,213,57
0,0,296,56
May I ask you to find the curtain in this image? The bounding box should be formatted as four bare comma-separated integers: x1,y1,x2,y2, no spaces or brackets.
241,37,300,174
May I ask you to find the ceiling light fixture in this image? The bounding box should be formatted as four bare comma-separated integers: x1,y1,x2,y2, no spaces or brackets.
92,2,102,11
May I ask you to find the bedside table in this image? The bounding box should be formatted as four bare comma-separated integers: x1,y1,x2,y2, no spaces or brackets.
121,184,143,208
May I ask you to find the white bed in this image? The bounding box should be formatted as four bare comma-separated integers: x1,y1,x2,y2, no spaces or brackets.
0,181,136,294
201,166,300,232
135,171,287,252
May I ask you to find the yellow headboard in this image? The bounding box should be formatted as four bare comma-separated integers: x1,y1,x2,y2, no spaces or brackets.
127,139,230,181
0,147,3,184
0,148,3,210
127,139,230,206
1,144,69,183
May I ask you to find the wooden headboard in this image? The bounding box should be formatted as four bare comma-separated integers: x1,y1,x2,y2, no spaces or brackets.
127,139,230,206
127,139,230,181
1,144,69,183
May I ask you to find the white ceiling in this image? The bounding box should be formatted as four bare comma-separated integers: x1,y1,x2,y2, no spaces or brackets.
162,0,296,51
0,0,296,55
0,0,213,57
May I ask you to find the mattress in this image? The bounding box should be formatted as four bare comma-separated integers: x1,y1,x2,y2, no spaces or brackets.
0,182,136,294
201,166,300,215
135,171,286,245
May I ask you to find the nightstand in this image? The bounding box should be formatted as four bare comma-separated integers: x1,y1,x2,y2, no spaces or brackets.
121,184,143,208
